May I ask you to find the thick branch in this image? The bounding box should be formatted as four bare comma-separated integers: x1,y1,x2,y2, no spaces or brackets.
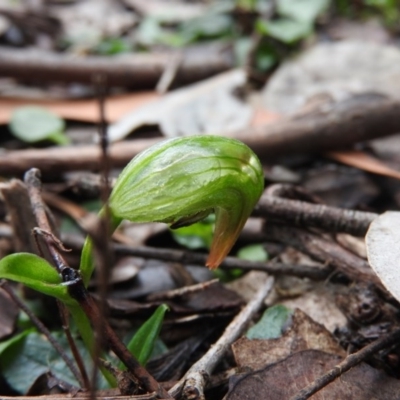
1,96,400,175
0,45,232,88
0,138,160,176
254,195,377,236
234,95,400,160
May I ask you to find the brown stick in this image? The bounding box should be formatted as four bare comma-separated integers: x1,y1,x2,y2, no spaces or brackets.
169,276,275,399
254,195,377,236
234,94,400,160
24,169,171,399
0,138,161,176
289,327,400,400
2,96,400,175
0,45,232,88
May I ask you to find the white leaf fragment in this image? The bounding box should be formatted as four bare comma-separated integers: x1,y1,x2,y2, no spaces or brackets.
366,211,400,301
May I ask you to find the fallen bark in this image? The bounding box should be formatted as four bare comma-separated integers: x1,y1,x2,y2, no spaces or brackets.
1,95,400,175
0,44,233,88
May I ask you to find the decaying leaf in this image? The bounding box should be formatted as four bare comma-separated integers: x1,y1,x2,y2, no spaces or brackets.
326,150,400,181
226,350,400,400
232,308,345,371
366,211,400,302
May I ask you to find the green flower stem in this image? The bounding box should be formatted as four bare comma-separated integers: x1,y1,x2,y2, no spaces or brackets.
80,210,122,288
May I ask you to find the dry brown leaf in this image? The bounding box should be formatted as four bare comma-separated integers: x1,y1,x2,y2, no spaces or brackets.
0,92,160,124
232,308,345,371
226,350,400,400
326,150,400,180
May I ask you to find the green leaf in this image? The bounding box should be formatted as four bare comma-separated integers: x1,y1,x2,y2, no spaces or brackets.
277,0,330,23
123,304,169,367
9,106,69,145
257,18,312,43
1,331,108,393
95,37,131,55
171,214,215,250
136,18,164,47
0,329,33,356
179,13,233,43
246,304,293,339
0,253,75,305
237,244,268,262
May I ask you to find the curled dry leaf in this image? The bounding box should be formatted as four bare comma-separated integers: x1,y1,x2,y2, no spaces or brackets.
366,211,400,302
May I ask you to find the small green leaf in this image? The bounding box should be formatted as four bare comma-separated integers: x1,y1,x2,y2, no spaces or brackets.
0,329,33,356
237,244,268,262
9,106,69,145
123,304,169,367
246,304,293,339
95,37,131,55
1,331,108,393
0,253,75,305
257,18,312,43
277,0,329,23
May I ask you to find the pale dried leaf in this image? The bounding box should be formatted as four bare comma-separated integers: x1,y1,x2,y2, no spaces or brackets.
107,69,252,142
366,211,400,302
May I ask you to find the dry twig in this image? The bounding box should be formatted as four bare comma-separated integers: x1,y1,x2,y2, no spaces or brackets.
290,327,400,400
169,275,274,399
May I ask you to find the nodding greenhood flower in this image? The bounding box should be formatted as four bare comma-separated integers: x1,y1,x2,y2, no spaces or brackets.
109,135,264,269
80,135,263,285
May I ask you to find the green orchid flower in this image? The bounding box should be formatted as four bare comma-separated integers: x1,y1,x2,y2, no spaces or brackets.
81,135,264,285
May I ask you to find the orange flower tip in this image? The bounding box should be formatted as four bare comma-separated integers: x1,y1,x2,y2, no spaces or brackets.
206,255,222,270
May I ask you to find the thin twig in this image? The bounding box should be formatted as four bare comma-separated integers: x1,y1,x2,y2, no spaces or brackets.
147,279,219,301
58,304,91,389
156,52,183,93
89,72,113,395
65,274,172,399
169,275,274,400
289,327,400,400
62,235,332,281
0,280,86,389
